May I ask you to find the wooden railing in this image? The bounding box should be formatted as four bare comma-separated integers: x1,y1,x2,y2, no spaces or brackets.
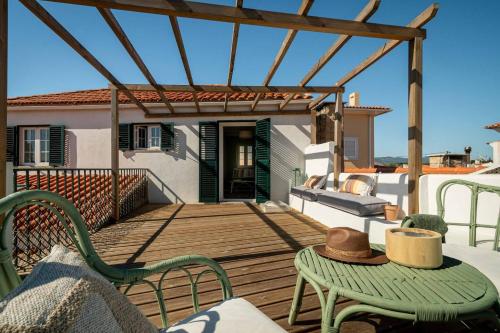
11,168,148,272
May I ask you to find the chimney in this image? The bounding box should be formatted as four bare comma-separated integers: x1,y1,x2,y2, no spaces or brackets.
464,146,472,165
349,92,360,107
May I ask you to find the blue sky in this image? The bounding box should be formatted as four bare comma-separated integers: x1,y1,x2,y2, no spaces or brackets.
7,0,500,159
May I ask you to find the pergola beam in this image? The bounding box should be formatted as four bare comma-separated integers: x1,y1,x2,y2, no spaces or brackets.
309,3,439,109
99,8,175,113
224,0,243,112
169,16,200,112
43,0,426,41
145,110,310,119
118,84,344,94
20,0,151,115
251,0,314,112
280,0,380,110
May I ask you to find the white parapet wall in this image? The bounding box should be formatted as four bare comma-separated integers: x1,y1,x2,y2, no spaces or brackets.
419,174,500,248
304,142,335,177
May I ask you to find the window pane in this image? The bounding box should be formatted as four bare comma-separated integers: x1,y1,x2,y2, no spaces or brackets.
150,127,160,148
40,128,50,163
247,146,253,166
239,152,245,166
24,129,35,163
344,138,357,160
239,146,245,153
136,126,147,149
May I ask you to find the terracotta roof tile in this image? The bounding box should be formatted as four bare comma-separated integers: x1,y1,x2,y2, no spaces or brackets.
345,165,484,175
485,122,500,129
7,88,311,107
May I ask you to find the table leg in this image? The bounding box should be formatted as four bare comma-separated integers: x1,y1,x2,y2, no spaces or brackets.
288,273,306,325
321,289,339,333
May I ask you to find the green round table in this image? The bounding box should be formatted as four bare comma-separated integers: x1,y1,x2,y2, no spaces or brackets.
289,245,499,333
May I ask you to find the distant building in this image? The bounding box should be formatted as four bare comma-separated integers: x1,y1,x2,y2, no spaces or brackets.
485,122,500,164
427,148,471,168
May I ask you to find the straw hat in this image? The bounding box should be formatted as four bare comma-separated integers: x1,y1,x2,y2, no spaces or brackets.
313,227,388,265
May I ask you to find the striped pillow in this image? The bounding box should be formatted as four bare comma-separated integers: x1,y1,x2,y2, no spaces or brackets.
304,176,322,189
340,175,375,196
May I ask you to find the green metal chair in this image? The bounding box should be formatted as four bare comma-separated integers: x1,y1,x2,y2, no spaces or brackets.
402,179,500,251
0,190,233,329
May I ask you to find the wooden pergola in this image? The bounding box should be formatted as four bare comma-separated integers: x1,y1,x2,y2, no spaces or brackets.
0,0,438,217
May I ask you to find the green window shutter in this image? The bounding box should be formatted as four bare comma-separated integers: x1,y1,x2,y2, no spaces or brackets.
6,126,19,166
49,125,65,166
199,122,218,203
119,124,133,151
255,118,271,204
161,123,174,151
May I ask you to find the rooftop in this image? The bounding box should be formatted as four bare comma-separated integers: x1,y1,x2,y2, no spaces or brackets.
346,165,483,175
485,122,500,130
7,88,311,107
7,89,393,111
426,152,468,157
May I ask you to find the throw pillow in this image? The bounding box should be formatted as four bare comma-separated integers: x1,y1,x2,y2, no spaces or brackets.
304,175,322,189
0,245,157,333
340,174,375,196
313,175,328,190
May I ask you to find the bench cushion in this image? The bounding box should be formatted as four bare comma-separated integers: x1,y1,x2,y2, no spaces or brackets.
164,298,285,333
316,191,388,216
290,186,323,201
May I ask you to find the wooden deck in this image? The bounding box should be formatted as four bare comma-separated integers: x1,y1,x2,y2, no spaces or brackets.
91,203,496,333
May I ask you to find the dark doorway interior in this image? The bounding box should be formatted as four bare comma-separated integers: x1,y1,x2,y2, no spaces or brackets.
223,126,256,200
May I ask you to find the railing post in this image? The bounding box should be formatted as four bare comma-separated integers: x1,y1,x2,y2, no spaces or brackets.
111,88,120,221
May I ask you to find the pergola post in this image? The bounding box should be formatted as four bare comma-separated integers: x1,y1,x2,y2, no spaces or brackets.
333,91,344,190
408,37,423,214
111,88,120,221
310,108,317,144
0,0,7,206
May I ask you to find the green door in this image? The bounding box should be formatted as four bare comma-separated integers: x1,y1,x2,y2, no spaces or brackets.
199,122,219,203
255,118,271,204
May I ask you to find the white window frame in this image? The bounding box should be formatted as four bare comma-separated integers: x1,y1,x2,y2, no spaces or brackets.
134,125,161,150
238,145,253,167
344,137,359,161
20,127,50,166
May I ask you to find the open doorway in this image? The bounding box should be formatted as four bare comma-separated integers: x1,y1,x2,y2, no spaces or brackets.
222,125,256,200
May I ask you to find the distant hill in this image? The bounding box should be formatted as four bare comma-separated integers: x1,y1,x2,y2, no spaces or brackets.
375,156,430,166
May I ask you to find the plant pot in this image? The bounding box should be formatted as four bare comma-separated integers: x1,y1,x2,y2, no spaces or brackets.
384,204,400,221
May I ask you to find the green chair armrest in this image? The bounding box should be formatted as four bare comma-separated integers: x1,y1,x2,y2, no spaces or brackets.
119,254,233,328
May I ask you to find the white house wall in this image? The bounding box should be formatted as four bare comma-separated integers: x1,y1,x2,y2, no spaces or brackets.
8,108,311,204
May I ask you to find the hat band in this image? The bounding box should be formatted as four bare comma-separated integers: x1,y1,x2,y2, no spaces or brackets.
325,245,372,258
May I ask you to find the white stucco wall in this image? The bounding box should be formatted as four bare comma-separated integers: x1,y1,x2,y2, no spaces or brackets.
489,140,500,164
8,107,311,204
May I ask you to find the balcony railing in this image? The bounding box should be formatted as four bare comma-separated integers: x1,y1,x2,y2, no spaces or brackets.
11,168,148,272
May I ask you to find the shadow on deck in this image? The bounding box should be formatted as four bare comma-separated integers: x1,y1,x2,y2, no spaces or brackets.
91,203,495,333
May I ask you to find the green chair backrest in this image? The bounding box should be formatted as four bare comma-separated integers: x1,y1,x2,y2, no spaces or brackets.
0,190,126,298
436,179,500,250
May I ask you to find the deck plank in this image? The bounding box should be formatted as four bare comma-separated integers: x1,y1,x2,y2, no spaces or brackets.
91,203,494,332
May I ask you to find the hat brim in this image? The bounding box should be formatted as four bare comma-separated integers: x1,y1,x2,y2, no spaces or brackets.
313,245,389,265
